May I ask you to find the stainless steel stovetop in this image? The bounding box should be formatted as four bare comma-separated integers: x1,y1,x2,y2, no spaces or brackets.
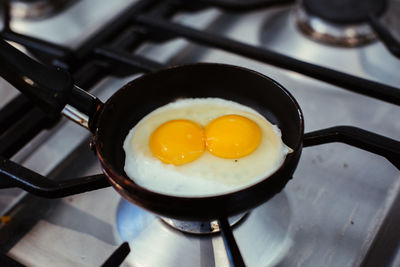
1,0,400,266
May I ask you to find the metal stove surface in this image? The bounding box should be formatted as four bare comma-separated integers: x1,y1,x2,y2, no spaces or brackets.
0,0,133,106
2,1,400,266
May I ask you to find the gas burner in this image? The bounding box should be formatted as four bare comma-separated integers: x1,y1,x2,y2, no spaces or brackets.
9,0,71,19
161,213,246,234
296,0,388,46
116,193,292,266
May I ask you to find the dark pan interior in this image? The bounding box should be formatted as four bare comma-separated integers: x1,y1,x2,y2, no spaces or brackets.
96,63,303,183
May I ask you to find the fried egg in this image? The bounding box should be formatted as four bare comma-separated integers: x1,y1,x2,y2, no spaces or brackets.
123,98,292,197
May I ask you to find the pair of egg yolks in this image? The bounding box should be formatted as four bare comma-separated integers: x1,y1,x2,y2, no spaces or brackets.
149,114,262,165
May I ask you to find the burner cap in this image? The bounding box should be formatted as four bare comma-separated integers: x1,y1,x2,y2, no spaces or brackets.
303,0,387,24
10,0,71,19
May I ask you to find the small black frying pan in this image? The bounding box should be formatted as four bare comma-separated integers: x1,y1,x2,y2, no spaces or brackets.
0,39,303,221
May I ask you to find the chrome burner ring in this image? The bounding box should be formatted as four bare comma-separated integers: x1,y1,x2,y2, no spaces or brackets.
9,0,71,19
296,7,377,47
160,213,247,234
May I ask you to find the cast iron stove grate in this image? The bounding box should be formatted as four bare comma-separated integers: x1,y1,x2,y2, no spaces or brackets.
1,0,400,266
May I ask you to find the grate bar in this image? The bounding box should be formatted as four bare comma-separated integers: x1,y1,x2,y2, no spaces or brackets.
195,0,294,11
218,217,246,267
0,108,58,158
303,126,400,169
368,15,400,59
1,31,72,61
95,46,164,73
134,15,400,106
0,156,110,198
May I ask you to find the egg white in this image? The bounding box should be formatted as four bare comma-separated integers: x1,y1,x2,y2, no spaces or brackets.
123,98,292,197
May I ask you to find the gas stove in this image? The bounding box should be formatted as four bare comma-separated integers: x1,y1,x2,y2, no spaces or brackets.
1,0,400,266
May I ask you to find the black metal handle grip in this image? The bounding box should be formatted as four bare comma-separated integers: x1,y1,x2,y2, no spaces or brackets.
303,126,400,169
0,38,73,114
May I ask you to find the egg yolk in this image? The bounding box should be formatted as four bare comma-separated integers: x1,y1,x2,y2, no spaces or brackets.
150,119,205,165
205,114,261,159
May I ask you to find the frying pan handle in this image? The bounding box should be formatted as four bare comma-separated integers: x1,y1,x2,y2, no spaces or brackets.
0,39,102,132
63,86,103,132
0,39,72,114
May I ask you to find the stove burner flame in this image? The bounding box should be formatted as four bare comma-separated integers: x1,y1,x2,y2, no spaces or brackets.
296,0,388,46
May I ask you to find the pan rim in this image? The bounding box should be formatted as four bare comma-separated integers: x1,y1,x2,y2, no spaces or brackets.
94,62,304,216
